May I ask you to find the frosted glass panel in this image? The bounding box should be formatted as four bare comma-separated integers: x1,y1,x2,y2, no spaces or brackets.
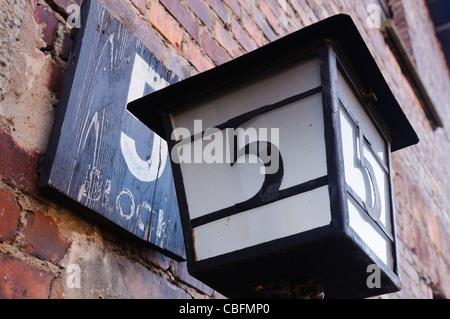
242,94,327,191
193,186,331,261
174,94,327,219
340,98,391,231
180,153,264,219
337,69,388,164
341,108,370,205
171,58,321,133
338,69,394,269
362,144,392,232
348,197,393,268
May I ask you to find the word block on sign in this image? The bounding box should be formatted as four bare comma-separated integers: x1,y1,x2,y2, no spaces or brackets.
40,0,185,260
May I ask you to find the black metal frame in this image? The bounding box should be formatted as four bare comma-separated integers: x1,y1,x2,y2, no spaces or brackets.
128,14,417,298
159,43,401,297
332,47,401,288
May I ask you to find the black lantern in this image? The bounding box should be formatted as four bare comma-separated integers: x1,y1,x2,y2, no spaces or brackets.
128,14,418,298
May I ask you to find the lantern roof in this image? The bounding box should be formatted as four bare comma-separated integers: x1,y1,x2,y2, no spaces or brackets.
128,14,418,152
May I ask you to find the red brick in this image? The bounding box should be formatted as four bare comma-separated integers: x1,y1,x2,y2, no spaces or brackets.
258,0,280,32
187,0,213,31
160,0,200,43
224,0,241,17
214,20,241,57
23,211,69,265
131,0,147,15
231,18,257,52
241,11,265,47
33,3,58,49
47,60,66,94
237,0,252,14
187,39,214,72
200,31,230,65
166,50,194,79
150,1,184,52
0,190,20,241
206,0,229,24
413,223,431,268
59,32,73,61
97,0,167,64
390,0,415,60
253,8,277,41
0,252,54,299
438,220,450,261
0,129,40,195
115,256,191,298
290,0,311,26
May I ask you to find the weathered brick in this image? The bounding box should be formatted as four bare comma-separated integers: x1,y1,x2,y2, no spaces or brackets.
160,0,200,43
0,251,54,299
413,223,431,268
0,189,20,241
224,0,241,17
241,11,266,47
166,49,194,80
187,39,214,72
140,246,171,270
33,3,58,49
231,17,257,52
115,256,192,298
131,0,147,15
290,0,312,26
0,0,26,100
253,7,278,41
258,0,280,33
23,211,69,265
389,0,415,61
0,129,40,195
175,261,213,296
187,0,213,31
200,31,230,65
47,60,66,94
205,0,229,24
150,0,184,52
59,32,73,61
214,20,241,57
237,0,252,14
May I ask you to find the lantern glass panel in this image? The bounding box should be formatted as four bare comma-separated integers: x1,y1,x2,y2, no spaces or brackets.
168,57,331,261
175,93,327,219
337,68,394,268
170,57,321,132
194,186,331,260
348,196,393,267
337,70,388,164
126,14,420,298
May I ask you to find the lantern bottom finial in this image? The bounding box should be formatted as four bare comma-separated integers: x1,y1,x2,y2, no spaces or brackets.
291,274,325,299
253,273,325,299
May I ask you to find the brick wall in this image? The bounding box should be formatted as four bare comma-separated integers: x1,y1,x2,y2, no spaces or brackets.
0,0,448,299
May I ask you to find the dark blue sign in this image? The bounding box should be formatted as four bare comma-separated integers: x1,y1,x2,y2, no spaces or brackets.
40,0,185,260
